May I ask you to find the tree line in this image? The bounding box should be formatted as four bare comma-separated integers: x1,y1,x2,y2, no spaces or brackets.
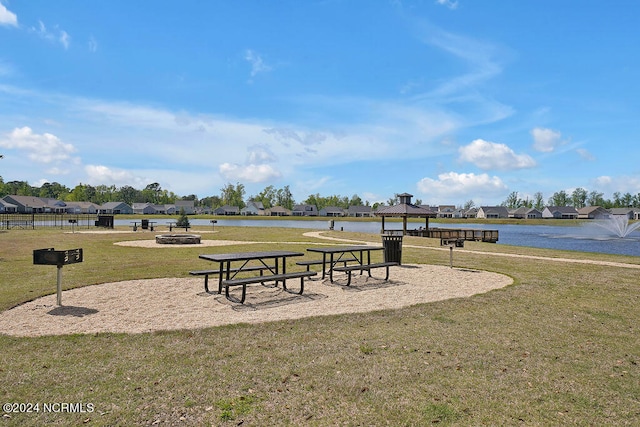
499,188,640,210
2,177,638,211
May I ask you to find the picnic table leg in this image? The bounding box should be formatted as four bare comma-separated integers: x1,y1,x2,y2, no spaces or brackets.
320,253,327,279
218,261,228,294
204,274,211,293
329,253,335,282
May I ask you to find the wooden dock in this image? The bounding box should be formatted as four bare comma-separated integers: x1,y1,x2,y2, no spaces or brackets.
406,227,499,243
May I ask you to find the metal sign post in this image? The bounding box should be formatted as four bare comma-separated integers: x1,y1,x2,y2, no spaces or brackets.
33,248,83,305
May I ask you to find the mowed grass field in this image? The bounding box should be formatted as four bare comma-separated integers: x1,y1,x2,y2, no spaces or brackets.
1,226,639,426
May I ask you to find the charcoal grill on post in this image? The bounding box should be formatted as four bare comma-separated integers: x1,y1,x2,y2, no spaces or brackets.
33,248,83,305
440,238,464,268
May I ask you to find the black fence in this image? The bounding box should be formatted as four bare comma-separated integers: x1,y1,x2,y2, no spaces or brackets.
1,213,107,230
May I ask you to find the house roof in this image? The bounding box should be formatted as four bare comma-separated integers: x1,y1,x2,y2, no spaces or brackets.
546,206,578,214
480,206,510,215
347,205,371,213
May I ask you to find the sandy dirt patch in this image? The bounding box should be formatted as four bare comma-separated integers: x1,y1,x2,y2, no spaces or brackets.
0,264,512,337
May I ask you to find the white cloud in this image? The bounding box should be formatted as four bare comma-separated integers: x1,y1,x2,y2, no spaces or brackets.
0,126,76,163
576,148,595,161
591,175,640,196
244,49,272,80
436,0,459,10
0,2,18,26
531,127,563,152
458,139,536,170
219,163,281,183
30,20,70,49
88,36,98,53
85,165,137,183
417,171,508,202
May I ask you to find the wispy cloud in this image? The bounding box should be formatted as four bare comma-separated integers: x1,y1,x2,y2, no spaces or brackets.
0,2,18,26
436,0,459,10
88,36,98,53
30,20,71,49
244,49,272,81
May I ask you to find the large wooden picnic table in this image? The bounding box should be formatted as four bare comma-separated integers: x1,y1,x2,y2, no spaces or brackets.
305,245,385,282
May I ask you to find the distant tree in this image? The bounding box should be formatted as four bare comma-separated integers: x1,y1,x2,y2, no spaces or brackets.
200,195,222,209
503,191,521,209
349,194,363,207
118,185,143,205
252,185,276,209
463,200,475,210
221,182,245,208
387,194,399,206
621,192,633,208
533,192,544,210
275,185,294,210
67,183,88,202
39,182,70,200
414,198,423,206
176,207,190,227
586,190,605,207
548,190,570,207
571,187,588,208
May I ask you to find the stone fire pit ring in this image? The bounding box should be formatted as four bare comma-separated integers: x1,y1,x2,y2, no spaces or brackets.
155,234,201,245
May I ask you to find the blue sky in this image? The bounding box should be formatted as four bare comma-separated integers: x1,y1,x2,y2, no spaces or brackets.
1,1,639,206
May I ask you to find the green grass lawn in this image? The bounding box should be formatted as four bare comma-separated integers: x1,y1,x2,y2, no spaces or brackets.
1,226,639,425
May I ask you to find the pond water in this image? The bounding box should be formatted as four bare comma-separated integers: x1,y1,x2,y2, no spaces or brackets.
114,218,640,257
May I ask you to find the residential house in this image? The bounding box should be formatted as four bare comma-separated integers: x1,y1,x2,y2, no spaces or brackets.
214,205,240,215
265,206,291,216
0,198,17,213
175,200,196,215
64,201,101,214
241,201,265,216
132,203,157,215
608,208,635,219
347,205,373,217
542,206,579,219
577,206,610,220
464,207,478,218
437,205,456,218
100,202,133,215
1,195,59,213
292,204,318,216
319,206,344,217
476,206,510,219
509,207,543,219
451,208,467,219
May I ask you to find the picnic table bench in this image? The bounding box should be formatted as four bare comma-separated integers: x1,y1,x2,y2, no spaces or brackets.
332,262,398,286
221,271,316,303
168,222,191,232
189,266,269,293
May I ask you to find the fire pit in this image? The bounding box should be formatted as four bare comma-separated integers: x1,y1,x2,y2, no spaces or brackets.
155,234,201,245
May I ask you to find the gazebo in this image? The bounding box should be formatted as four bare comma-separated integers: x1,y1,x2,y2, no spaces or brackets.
375,193,437,235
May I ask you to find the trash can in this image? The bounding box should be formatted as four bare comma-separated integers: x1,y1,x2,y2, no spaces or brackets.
141,219,149,230
381,234,403,264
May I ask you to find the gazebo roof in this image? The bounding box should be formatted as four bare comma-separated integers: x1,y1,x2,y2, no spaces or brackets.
375,203,437,218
